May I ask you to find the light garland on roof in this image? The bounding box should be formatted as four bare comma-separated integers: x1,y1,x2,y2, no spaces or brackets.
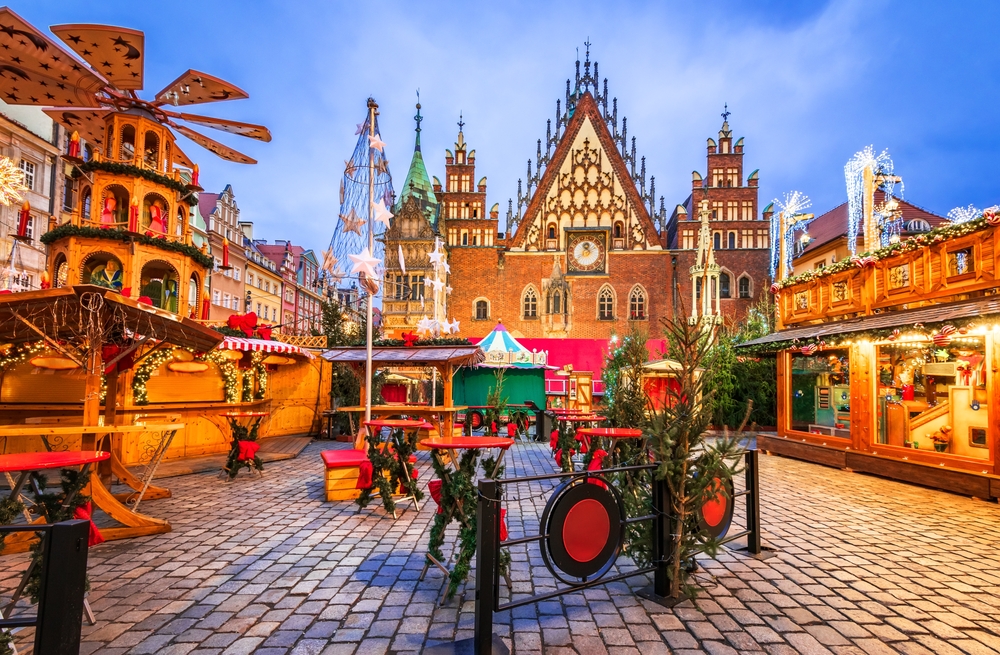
0,156,28,206
845,146,895,254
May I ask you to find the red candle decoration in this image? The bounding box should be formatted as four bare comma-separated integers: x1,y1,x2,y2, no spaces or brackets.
191,163,200,187
222,239,230,268
68,130,81,159
201,298,210,320
128,198,139,232
16,200,29,238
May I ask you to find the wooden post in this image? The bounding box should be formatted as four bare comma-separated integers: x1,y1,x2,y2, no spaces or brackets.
989,332,1000,477
776,350,789,436
442,363,454,437
849,341,876,453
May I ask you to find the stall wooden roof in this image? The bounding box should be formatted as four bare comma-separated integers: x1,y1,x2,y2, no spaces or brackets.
0,285,224,353
322,345,484,367
739,296,1000,350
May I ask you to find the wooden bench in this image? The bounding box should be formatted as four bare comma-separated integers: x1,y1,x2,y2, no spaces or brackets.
322,449,368,501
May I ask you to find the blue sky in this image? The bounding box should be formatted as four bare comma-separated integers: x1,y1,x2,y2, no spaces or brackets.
21,1,1000,250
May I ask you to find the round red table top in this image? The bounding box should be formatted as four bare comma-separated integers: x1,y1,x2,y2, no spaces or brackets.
0,450,110,474
559,415,603,422
576,427,643,439
365,419,426,429
222,411,269,418
421,437,515,450
550,408,584,415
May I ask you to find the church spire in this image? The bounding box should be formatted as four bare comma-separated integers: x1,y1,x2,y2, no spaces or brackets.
396,97,440,227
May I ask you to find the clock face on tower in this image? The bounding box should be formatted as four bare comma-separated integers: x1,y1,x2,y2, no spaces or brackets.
566,231,608,274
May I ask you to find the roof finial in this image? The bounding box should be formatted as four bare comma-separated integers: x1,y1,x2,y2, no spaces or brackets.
457,111,465,133
584,38,591,62
413,90,422,150
721,102,731,123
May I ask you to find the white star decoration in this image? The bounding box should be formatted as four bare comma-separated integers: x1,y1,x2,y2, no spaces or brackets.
355,123,365,135
445,285,453,295
428,249,445,267
372,199,393,227
398,245,406,275
368,133,387,152
416,316,435,336
348,247,380,280
428,278,445,293
442,260,451,274
340,209,364,235
447,318,460,334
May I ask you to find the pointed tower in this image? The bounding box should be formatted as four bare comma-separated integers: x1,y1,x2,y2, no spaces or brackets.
381,101,441,338
690,202,722,325
438,114,496,249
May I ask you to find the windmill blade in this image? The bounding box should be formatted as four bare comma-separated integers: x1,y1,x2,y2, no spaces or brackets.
42,107,111,151
154,69,248,106
50,23,145,90
0,8,107,106
163,110,271,142
172,141,196,169
173,124,256,164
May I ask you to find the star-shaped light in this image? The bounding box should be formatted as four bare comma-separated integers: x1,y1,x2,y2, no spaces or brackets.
340,209,364,235
445,285,453,295
321,248,338,275
372,199,393,227
375,158,389,174
398,245,407,275
428,249,445,267
427,278,445,293
368,133,386,152
355,123,365,135
416,316,435,336
442,260,451,274
348,247,380,279
446,318,460,334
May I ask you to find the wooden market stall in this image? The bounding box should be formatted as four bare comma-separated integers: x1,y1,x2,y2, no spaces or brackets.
741,216,1000,498
322,344,484,446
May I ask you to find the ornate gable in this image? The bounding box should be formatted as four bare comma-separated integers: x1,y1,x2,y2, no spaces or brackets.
508,92,661,252
384,195,436,274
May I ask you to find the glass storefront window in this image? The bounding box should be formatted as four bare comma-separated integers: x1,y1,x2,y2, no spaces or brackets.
876,336,988,459
789,349,851,438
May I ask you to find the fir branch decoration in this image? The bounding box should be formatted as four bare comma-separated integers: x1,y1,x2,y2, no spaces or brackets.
40,223,214,270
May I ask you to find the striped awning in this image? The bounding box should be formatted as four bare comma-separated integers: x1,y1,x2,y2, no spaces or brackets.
218,337,313,358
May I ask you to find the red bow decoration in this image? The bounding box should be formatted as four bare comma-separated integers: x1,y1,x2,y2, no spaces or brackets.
506,423,517,438
554,448,574,468
429,479,444,514
137,295,153,305
401,331,419,347
587,449,609,489
236,440,260,462
356,460,374,489
257,325,273,341
549,429,559,450
101,343,135,374
228,312,259,338
72,501,104,547
500,508,509,542
120,287,132,298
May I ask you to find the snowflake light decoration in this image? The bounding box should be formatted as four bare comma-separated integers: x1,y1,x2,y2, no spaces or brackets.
844,146,896,254
0,156,28,206
771,191,812,280
947,204,981,225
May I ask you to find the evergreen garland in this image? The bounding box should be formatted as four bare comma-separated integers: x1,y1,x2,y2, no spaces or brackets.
223,416,264,479
427,449,479,600
0,496,24,553
40,223,214,270
72,160,193,196
482,369,508,436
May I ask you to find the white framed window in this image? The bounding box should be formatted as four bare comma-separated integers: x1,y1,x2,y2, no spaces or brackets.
232,297,240,311
681,229,696,250
234,267,241,282
213,289,221,305
19,159,35,191
223,292,231,307
23,216,33,241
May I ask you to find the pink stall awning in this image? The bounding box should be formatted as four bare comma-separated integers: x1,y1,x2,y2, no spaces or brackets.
219,337,314,358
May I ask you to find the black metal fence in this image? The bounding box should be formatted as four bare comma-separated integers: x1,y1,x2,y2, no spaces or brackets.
436,449,769,655
0,520,90,655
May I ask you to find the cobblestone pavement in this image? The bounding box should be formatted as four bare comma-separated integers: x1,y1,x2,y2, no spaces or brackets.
3,440,1000,654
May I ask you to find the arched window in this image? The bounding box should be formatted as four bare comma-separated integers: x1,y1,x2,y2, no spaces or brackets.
696,277,702,300
475,299,489,320
713,232,721,251
53,254,69,288
188,274,201,318
720,272,731,299
100,185,129,226
142,193,169,235
547,224,556,240
738,275,752,299
176,207,185,236
613,222,623,239
119,124,135,162
82,252,124,291
728,232,736,249
143,131,159,169
80,186,92,221
523,287,538,318
140,260,179,312
629,286,646,320
598,286,615,320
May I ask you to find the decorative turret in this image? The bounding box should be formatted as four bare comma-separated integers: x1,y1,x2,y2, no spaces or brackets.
394,101,440,229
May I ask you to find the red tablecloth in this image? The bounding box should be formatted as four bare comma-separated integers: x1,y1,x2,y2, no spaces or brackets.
0,450,110,473
421,437,514,450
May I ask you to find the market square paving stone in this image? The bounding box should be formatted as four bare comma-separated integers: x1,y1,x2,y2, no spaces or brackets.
3,440,1000,654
